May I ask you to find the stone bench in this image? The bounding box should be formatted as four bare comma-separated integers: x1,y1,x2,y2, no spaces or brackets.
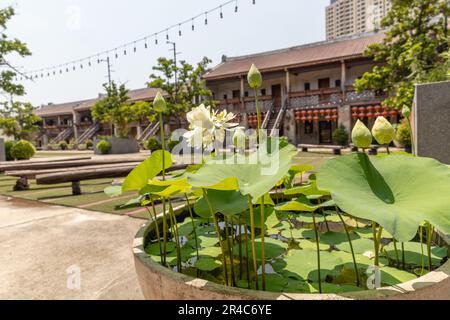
298,144,345,155
349,144,380,155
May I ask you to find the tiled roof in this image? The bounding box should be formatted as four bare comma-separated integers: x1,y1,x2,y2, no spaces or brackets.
36,87,163,116
204,32,384,80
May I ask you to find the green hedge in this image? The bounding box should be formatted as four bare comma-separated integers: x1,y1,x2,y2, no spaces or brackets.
96,140,111,154
10,140,35,160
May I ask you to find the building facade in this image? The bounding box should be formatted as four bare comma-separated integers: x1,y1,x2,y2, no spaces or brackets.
204,32,400,146
326,0,391,40
35,88,163,147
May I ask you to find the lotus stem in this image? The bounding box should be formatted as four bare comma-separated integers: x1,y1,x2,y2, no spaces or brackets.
224,216,236,286
243,217,251,288
159,113,166,180
405,116,415,156
426,224,433,271
149,196,163,264
372,222,380,266
319,199,330,232
311,210,322,293
247,195,259,290
393,239,400,269
203,189,229,286
237,216,243,280
401,242,406,270
162,197,168,266
168,199,182,272
260,197,266,291
336,208,360,287
386,145,390,155
419,226,425,276
184,194,199,262
254,90,261,140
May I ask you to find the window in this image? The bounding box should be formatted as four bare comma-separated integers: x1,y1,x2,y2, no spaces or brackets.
223,94,228,100
232,90,240,99
244,91,249,97
304,82,311,91
260,88,266,96
335,79,341,87
304,121,314,134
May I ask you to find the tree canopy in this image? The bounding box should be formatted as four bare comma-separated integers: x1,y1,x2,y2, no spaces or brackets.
0,101,41,140
0,6,31,98
91,82,151,138
355,0,450,110
147,56,213,118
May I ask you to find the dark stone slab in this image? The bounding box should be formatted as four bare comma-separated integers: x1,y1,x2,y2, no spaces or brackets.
0,139,5,162
414,81,450,164
93,137,140,155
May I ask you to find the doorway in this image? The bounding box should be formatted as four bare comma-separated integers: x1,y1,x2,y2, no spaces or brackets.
319,121,332,144
271,84,282,109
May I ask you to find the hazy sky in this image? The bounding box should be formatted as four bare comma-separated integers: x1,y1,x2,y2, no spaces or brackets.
5,0,329,106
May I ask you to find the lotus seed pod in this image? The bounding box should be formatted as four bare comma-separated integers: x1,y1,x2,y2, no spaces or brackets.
402,105,411,118
153,91,167,113
233,127,246,149
247,64,262,89
351,119,372,149
372,116,395,145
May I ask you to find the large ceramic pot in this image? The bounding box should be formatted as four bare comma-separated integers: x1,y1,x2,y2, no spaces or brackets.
133,205,450,300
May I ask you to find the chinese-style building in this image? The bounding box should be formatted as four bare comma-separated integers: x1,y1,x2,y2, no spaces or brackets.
204,31,399,145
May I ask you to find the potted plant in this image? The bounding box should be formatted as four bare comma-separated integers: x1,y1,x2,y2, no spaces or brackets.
107,66,449,300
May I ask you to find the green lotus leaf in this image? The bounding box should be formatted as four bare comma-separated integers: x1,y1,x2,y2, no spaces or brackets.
146,242,176,256
196,235,219,248
336,238,375,254
307,282,364,293
195,257,222,271
379,266,417,286
280,228,306,239
298,239,330,251
317,153,450,242
122,150,173,192
284,180,330,196
197,246,222,258
187,145,298,201
383,241,447,266
242,206,276,229
281,249,343,281
235,237,287,261
319,231,360,245
237,274,288,292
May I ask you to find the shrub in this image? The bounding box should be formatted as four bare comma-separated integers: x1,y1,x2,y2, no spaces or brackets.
85,139,93,149
395,118,412,147
58,140,68,150
68,143,76,150
5,141,16,161
332,124,349,146
145,137,162,152
77,144,87,151
96,139,111,154
10,140,35,160
167,139,179,152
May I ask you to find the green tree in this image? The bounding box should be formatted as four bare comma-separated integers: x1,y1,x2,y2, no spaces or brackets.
355,0,450,109
0,6,32,98
92,82,151,138
147,57,213,119
0,101,41,140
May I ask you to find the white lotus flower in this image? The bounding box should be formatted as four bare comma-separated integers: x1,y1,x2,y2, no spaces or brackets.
183,104,238,149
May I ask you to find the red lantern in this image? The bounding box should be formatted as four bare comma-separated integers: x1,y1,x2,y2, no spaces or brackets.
351,107,359,113
352,112,359,118
331,115,338,121
374,105,381,112
313,116,319,121
325,115,331,121
389,110,398,117
367,112,374,118
301,116,307,122
332,108,338,115
358,107,366,112
313,110,319,116
325,109,332,115
319,109,325,116
367,106,374,112
301,110,307,116
307,110,313,116
382,111,389,117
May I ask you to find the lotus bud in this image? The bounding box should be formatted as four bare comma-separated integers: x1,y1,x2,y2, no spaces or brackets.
247,64,262,89
153,91,166,113
233,127,246,149
402,105,411,118
351,119,372,149
372,116,395,145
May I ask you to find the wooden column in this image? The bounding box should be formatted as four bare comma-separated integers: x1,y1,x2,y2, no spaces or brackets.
72,112,79,142
285,69,291,94
240,76,245,113
340,60,347,98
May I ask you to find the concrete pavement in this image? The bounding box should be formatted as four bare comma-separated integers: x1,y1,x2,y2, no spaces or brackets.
0,195,144,299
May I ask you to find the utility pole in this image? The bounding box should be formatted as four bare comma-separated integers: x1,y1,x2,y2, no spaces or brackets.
99,56,112,87
167,41,180,94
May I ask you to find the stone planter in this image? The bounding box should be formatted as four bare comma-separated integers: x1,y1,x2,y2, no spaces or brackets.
133,205,450,300
94,136,140,155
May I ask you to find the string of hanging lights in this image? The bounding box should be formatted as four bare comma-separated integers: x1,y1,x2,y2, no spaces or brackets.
20,0,256,81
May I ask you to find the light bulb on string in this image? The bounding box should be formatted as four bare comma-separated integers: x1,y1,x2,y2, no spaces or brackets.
88,61,91,67
144,38,148,49
166,29,169,40
155,37,158,45
80,63,83,69
204,12,208,25
134,43,137,52
178,24,182,36
220,6,223,19
235,0,238,12
124,49,127,56
253,0,256,4
73,65,76,71
191,19,195,31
